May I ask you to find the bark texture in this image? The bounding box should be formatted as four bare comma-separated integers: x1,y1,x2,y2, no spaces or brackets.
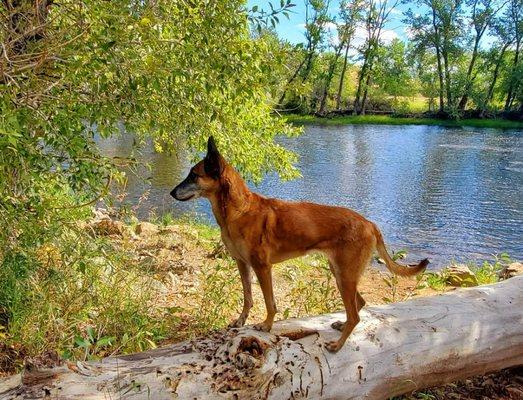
1,277,522,400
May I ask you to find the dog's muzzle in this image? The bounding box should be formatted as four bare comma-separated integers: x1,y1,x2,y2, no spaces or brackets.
170,181,200,201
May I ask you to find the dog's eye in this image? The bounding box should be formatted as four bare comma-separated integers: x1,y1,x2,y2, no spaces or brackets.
189,170,201,180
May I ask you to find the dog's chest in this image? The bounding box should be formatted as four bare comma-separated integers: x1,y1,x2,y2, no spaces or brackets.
220,229,249,262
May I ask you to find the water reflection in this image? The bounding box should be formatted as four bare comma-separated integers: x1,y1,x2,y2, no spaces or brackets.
97,125,523,267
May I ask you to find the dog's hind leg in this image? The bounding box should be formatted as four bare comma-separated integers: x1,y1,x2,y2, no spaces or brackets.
356,291,366,310
252,264,277,332
331,290,366,331
229,260,253,328
326,279,359,352
325,248,370,352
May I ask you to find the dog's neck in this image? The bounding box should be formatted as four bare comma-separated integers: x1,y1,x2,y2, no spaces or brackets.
208,164,252,228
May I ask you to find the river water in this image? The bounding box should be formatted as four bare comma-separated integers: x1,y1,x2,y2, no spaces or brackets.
98,124,522,267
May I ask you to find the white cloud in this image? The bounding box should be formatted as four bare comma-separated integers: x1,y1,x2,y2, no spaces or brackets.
351,25,399,47
381,29,399,43
324,21,338,31
296,21,399,49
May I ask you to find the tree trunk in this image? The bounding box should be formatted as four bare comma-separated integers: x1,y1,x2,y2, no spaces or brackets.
278,55,308,106
479,43,509,117
458,36,481,111
2,277,523,400
435,46,445,113
300,48,316,83
442,45,453,109
432,9,445,113
360,72,372,115
318,47,344,114
505,40,521,111
353,54,370,115
336,42,351,110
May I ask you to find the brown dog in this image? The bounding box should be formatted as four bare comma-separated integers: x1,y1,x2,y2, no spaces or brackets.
171,137,428,352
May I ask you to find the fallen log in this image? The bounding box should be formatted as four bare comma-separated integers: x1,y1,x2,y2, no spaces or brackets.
2,276,523,400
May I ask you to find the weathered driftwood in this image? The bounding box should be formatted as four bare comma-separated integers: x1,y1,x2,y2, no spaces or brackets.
2,276,523,400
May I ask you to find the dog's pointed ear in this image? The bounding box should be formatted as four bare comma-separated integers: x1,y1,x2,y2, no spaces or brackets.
204,136,224,179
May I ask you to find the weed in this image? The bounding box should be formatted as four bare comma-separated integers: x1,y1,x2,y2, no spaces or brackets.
1,210,516,375
470,253,510,285
422,271,449,291
159,212,176,227
381,249,411,303
422,254,511,291
280,254,343,317
195,258,242,330
1,225,179,373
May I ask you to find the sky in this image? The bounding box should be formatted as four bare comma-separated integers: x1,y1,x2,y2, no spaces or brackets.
247,0,413,47
246,0,501,53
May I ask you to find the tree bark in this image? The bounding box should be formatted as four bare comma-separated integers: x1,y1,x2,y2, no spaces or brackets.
2,277,523,400
479,43,510,117
505,39,521,111
458,37,480,111
336,43,351,110
318,46,344,114
442,43,453,109
432,7,445,113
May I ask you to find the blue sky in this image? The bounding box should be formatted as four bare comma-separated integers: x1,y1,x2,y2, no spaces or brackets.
247,1,504,51
247,0,412,45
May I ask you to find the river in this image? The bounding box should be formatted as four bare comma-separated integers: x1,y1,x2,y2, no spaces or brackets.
98,124,523,268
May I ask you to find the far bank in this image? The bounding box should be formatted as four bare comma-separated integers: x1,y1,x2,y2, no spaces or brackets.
285,114,523,129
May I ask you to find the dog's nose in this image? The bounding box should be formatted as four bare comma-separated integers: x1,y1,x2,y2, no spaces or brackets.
170,188,177,199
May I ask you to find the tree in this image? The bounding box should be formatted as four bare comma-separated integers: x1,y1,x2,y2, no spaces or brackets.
353,0,399,115
317,0,364,113
503,0,523,111
0,0,300,334
373,39,416,101
405,0,465,115
477,17,514,115
457,0,506,111
278,0,331,107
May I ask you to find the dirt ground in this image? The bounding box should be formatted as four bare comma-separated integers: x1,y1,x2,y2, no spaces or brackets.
400,367,523,400
119,222,522,399
2,219,520,399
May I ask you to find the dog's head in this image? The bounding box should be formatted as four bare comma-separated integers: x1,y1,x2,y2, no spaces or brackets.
170,136,225,201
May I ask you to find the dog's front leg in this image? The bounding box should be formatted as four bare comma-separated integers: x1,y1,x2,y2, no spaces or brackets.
252,264,276,332
228,260,253,328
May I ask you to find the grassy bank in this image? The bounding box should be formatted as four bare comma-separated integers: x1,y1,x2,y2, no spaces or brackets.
286,114,523,129
0,211,518,376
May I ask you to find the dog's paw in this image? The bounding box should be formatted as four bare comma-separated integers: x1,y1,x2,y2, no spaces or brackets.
331,321,345,331
253,322,272,332
228,316,246,329
325,340,342,353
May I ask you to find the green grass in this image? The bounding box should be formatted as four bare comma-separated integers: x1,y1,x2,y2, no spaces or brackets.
285,114,523,129
422,254,511,291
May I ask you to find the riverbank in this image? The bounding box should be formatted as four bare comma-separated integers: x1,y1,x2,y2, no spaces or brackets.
286,114,523,129
1,210,521,397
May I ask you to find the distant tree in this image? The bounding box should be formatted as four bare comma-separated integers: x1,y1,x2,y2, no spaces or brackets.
374,39,416,100
317,0,364,113
477,16,515,115
405,0,465,115
353,0,399,115
278,0,331,106
457,0,506,111
335,0,365,109
503,0,523,111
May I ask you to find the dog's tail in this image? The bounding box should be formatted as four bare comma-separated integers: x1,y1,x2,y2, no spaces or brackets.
374,225,429,276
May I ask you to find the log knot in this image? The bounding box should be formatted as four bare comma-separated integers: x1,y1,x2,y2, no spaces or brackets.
237,336,269,358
